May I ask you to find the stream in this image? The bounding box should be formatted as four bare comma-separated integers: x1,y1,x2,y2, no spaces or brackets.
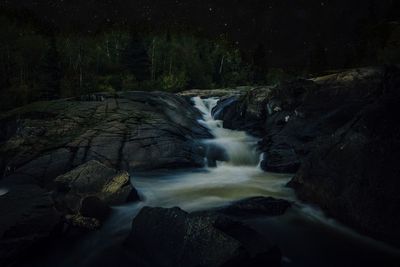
30,97,400,267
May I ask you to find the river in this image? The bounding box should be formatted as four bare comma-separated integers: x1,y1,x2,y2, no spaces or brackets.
29,97,400,267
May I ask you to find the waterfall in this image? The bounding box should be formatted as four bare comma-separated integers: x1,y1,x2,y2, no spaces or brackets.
192,96,260,167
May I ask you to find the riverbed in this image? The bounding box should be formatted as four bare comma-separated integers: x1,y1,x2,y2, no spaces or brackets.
27,97,400,267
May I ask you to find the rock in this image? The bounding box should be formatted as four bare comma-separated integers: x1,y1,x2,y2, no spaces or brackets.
178,88,245,99
80,196,111,221
0,91,211,188
53,160,137,223
126,207,281,267
212,66,400,246
205,143,229,167
213,87,273,136
218,197,291,217
260,146,300,173
215,68,386,173
65,214,102,230
289,71,400,247
0,185,61,267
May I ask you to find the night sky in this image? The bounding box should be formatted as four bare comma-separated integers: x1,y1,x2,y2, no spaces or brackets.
1,0,399,68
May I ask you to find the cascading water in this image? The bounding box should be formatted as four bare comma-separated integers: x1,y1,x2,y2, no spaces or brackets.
31,97,400,267
192,96,260,166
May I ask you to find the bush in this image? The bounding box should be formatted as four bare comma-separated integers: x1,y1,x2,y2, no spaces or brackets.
161,72,188,92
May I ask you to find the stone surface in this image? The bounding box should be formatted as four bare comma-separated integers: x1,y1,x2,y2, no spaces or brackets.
0,185,61,267
178,88,245,99
126,206,281,267
213,65,400,246
218,197,291,217
0,91,211,188
214,67,388,173
289,73,400,246
53,160,137,222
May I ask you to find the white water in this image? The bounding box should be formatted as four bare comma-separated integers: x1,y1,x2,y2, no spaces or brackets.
34,97,400,267
192,96,260,166
0,187,8,196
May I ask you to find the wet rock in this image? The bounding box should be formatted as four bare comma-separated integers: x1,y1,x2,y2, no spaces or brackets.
215,67,386,173
213,87,273,136
289,72,400,247
66,214,102,230
53,160,137,223
0,91,211,188
206,143,229,167
260,146,300,173
0,185,61,267
212,66,400,246
80,196,111,221
218,197,291,217
178,88,245,99
126,206,281,267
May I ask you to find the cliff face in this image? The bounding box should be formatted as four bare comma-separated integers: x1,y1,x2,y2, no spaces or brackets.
214,66,400,246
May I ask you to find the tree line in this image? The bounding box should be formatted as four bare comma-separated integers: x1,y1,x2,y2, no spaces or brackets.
0,15,259,110
0,11,399,111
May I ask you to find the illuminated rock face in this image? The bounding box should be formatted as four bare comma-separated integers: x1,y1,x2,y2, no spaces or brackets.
53,160,138,224
0,91,212,188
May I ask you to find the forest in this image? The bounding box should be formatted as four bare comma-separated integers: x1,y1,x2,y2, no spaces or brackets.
1,3,399,110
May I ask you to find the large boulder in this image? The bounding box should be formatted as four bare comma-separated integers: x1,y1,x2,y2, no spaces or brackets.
0,185,61,267
213,87,272,136
0,91,211,188
126,207,281,267
214,67,389,173
54,160,138,224
213,66,400,246
218,197,291,217
289,76,400,247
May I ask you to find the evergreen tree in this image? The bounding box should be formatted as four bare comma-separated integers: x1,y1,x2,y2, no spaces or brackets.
253,43,268,83
122,33,150,82
39,35,62,100
310,40,328,73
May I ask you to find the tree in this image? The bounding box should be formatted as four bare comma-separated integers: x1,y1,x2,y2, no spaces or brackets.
310,40,328,73
253,43,268,83
39,35,62,100
122,33,150,82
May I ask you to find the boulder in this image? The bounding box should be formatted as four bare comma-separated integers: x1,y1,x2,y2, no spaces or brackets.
0,91,211,188
212,66,400,246
218,197,291,217
289,78,400,247
126,207,281,267
205,143,229,167
214,67,386,173
212,86,272,136
53,160,138,224
0,185,61,267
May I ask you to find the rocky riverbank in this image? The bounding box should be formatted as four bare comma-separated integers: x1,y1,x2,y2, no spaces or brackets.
0,91,212,266
1,66,399,266
213,65,400,247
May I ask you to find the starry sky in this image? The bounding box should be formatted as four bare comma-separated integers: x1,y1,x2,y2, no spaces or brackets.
1,0,399,68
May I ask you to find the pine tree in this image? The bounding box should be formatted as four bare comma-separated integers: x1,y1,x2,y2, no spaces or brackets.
122,33,150,82
310,41,328,73
253,43,268,83
39,35,62,100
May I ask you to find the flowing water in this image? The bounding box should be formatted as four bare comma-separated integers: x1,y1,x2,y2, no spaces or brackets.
31,97,400,267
